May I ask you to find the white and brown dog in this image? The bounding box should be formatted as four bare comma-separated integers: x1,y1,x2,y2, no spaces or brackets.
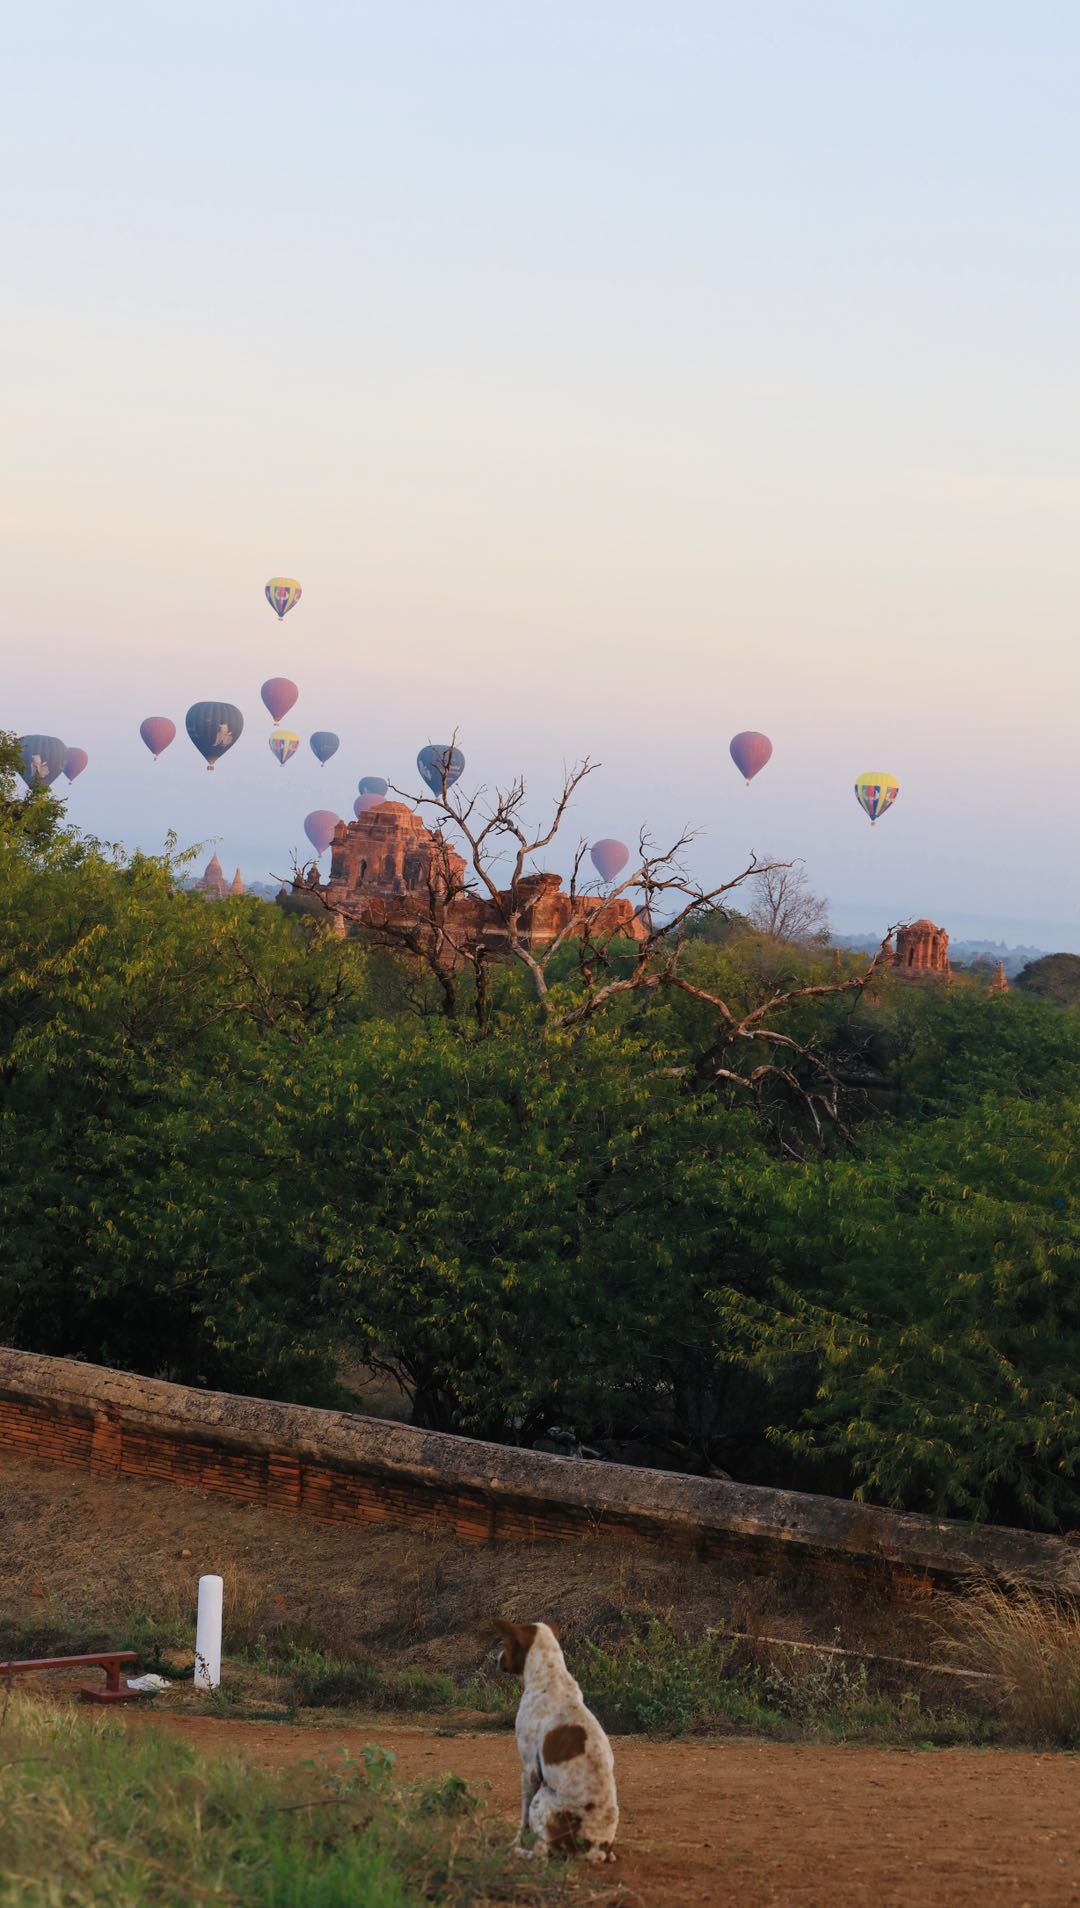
495,1618,618,1863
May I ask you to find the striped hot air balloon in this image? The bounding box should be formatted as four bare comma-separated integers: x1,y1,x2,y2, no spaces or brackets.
854,772,900,825
265,577,302,620
269,728,300,765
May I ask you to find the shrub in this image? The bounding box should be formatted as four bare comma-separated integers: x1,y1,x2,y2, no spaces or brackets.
574,1616,770,1736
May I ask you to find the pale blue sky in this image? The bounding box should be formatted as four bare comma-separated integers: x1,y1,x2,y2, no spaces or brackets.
4,3,1079,944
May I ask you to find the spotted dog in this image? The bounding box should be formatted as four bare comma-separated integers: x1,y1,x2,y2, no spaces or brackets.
495,1618,618,1862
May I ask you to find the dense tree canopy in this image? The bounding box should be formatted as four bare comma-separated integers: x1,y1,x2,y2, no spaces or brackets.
2,733,1078,1530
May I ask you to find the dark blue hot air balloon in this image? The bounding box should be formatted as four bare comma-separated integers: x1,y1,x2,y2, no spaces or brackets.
18,735,67,788
310,731,339,766
417,743,464,794
358,775,388,798
185,702,244,771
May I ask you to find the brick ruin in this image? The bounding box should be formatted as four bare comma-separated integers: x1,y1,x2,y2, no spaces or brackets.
280,801,646,951
889,919,951,978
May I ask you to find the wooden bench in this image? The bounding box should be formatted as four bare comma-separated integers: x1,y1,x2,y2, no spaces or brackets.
0,1650,143,1703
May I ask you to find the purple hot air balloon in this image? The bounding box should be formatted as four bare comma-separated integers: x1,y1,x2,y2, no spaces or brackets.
353,793,384,817
140,716,176,760
304,810,342,856
63,747,89,782
590,838,630,884
261,677,299,724
729,731,773,784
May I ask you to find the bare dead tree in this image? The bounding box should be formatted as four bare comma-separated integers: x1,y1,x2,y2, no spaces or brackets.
746,857,830,945
287,742,892,1142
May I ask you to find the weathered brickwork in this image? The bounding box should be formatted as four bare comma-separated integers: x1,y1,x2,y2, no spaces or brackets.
0,1349,1075,1595
280,802,646,952
893,918,950,977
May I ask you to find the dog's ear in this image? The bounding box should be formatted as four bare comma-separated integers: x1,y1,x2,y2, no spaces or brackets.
493,1617,514,1638
547,1622,561,1642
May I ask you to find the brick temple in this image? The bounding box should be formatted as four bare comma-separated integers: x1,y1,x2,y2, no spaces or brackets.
192,853,244,899
281,801,646,951
891,918,950,977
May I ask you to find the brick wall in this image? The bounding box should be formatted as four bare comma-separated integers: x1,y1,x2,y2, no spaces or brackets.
0,1347,1075,1595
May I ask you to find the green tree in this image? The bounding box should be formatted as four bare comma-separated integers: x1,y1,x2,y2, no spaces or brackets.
1015,952,1080,1008
0,792,361,1398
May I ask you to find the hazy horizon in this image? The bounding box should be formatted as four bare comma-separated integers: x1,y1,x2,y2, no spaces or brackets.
6,4,1080,952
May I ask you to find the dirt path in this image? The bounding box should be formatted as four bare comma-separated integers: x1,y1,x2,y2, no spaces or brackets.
122,1712,1080,1907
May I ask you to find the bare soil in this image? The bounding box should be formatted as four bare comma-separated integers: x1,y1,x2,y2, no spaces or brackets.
3,1448,1079,1905
117,1710,1080,1907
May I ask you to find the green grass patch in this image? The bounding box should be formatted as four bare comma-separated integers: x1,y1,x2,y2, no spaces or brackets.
0,1691,571,1908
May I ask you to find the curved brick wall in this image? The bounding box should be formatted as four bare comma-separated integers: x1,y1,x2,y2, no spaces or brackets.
0,1347,1075,1594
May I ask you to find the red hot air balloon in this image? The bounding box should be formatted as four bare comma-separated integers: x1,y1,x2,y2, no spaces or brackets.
261,677,299,723
353,793,384,817
140,716,176,760
304,810,341,856
63,747,88,782
591,839,630,883
729,731,773,784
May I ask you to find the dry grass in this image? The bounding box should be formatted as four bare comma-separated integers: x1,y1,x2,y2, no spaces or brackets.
950,1581,1080,1747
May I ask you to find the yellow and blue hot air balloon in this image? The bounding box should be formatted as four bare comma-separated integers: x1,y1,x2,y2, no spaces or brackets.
269,728,300,766
854,771,899,825
265,577,302,620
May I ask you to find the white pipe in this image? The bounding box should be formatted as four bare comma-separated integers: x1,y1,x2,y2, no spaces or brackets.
194,1574,223,1690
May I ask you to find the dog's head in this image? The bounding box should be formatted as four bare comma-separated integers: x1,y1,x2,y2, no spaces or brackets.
494,1618,560,1675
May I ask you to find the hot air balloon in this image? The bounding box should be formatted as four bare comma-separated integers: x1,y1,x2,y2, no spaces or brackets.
310,731,339,766
265,577,302,620
357,775,388,798
304,810,341,855
17,735,67,788
354,793,383,817
63,747,88,782
729,731,773,784
140,716,176,760
261,677,299,723
185,701,244,771
417,744,465,794
269,728,300,765
854,771,900,826
591,838,630,883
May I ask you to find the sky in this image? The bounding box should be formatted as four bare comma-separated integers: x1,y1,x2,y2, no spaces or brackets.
4,2,1080,947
